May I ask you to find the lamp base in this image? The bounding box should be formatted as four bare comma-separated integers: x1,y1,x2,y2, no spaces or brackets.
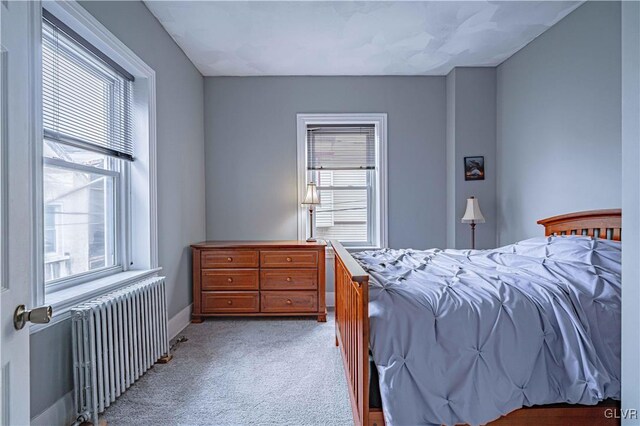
470,222,476,250
306,237,317,242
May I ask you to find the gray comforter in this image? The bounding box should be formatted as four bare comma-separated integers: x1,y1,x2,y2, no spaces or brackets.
352,236,621,426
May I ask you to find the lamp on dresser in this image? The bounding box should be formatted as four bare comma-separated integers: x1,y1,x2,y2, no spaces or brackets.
301,182,320,242
461,196,485,249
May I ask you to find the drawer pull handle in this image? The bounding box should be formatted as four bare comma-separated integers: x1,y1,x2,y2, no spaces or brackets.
227,300,233,305
286,277,292,282
227,257,233,262
227,277,233,283
286,257,292,262
286,299,292,305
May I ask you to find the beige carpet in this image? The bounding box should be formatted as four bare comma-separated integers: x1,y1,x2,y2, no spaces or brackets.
103,313,353,426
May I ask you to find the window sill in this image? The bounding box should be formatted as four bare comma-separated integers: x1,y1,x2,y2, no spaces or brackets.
30,268,162,334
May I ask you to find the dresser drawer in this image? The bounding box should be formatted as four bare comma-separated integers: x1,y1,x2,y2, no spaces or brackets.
201,250,259,268
260,250,318,268
202,269,259,291
260,291,318,313
260,269,317,290
202,291,259,313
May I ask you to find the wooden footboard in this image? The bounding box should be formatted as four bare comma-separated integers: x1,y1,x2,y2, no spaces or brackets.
333,241,372,426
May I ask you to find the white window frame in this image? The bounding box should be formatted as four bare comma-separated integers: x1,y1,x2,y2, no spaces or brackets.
42,155,125,290
296,113,388,251
313,170,372,246
30,0,159,331
0,46,7,295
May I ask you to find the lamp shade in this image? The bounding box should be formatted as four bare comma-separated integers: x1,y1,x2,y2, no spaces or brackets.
461,196,485,223
302,182,320,205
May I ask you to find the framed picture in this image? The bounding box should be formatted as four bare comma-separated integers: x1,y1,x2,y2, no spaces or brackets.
464,156,485,181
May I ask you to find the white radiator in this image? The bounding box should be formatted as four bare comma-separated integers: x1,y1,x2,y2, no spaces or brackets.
71,277,170,425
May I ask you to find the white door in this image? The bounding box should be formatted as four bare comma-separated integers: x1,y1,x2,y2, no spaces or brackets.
0,1,43,425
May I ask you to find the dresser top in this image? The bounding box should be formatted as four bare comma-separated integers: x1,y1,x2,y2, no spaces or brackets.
191,240,327,249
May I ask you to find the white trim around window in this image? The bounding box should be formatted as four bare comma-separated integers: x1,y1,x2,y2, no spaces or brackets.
31,0,159,331
296,113,388,251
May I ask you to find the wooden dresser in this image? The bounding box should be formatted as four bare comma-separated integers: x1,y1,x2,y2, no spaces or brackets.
191,241,326,323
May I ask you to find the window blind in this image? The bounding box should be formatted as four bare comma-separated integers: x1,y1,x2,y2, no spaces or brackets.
306,125,375,170
43,10,134,161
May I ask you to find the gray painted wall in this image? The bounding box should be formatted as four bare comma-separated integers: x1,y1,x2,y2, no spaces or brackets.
446,68,497,249
30,1,205,418
204,76,447,255
445,70,456,248
621,1,640,422
496,1,621,244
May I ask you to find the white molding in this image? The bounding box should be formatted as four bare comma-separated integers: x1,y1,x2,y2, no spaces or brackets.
326,291,335,308
296,113,388,248
0,44,7,295
296,115,307,242
168,303,192,340
31,390,74,426
377,114,389,249
148,74,158,269
28,0,44,307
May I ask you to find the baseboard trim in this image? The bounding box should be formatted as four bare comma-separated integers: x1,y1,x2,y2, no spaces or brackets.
31,390,75,426
326,291,335,308
168,303,192,340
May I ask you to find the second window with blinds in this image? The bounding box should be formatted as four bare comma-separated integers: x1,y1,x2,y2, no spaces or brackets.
297,114,387,249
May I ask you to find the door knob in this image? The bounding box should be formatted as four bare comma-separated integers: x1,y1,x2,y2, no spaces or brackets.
14,304,52,330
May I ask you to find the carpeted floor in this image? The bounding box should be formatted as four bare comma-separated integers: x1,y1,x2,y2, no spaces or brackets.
103,313,353,426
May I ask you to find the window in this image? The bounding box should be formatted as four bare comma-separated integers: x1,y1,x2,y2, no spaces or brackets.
297,114,387,249
42,10,133,287
44,203,61,255
31,2,157,323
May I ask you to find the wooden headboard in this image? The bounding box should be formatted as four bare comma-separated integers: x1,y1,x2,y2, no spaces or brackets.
537,209,621,241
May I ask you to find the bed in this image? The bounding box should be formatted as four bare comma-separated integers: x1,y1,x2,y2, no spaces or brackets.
333,209,622,426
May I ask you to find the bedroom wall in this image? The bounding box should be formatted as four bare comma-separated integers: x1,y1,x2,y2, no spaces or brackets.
204,76,447,249
446,71,456,248
204,76,447,293
621,1,640,422
30,1,205,419
446,68,497,250
496,1,622,244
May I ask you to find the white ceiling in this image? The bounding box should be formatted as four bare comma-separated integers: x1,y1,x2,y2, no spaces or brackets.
144,1,582,76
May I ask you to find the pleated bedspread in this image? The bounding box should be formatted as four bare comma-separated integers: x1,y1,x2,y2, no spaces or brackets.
353,236,621,426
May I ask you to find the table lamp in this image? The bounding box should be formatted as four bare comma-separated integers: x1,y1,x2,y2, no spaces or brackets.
461,196,485,249
302,182,320,242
